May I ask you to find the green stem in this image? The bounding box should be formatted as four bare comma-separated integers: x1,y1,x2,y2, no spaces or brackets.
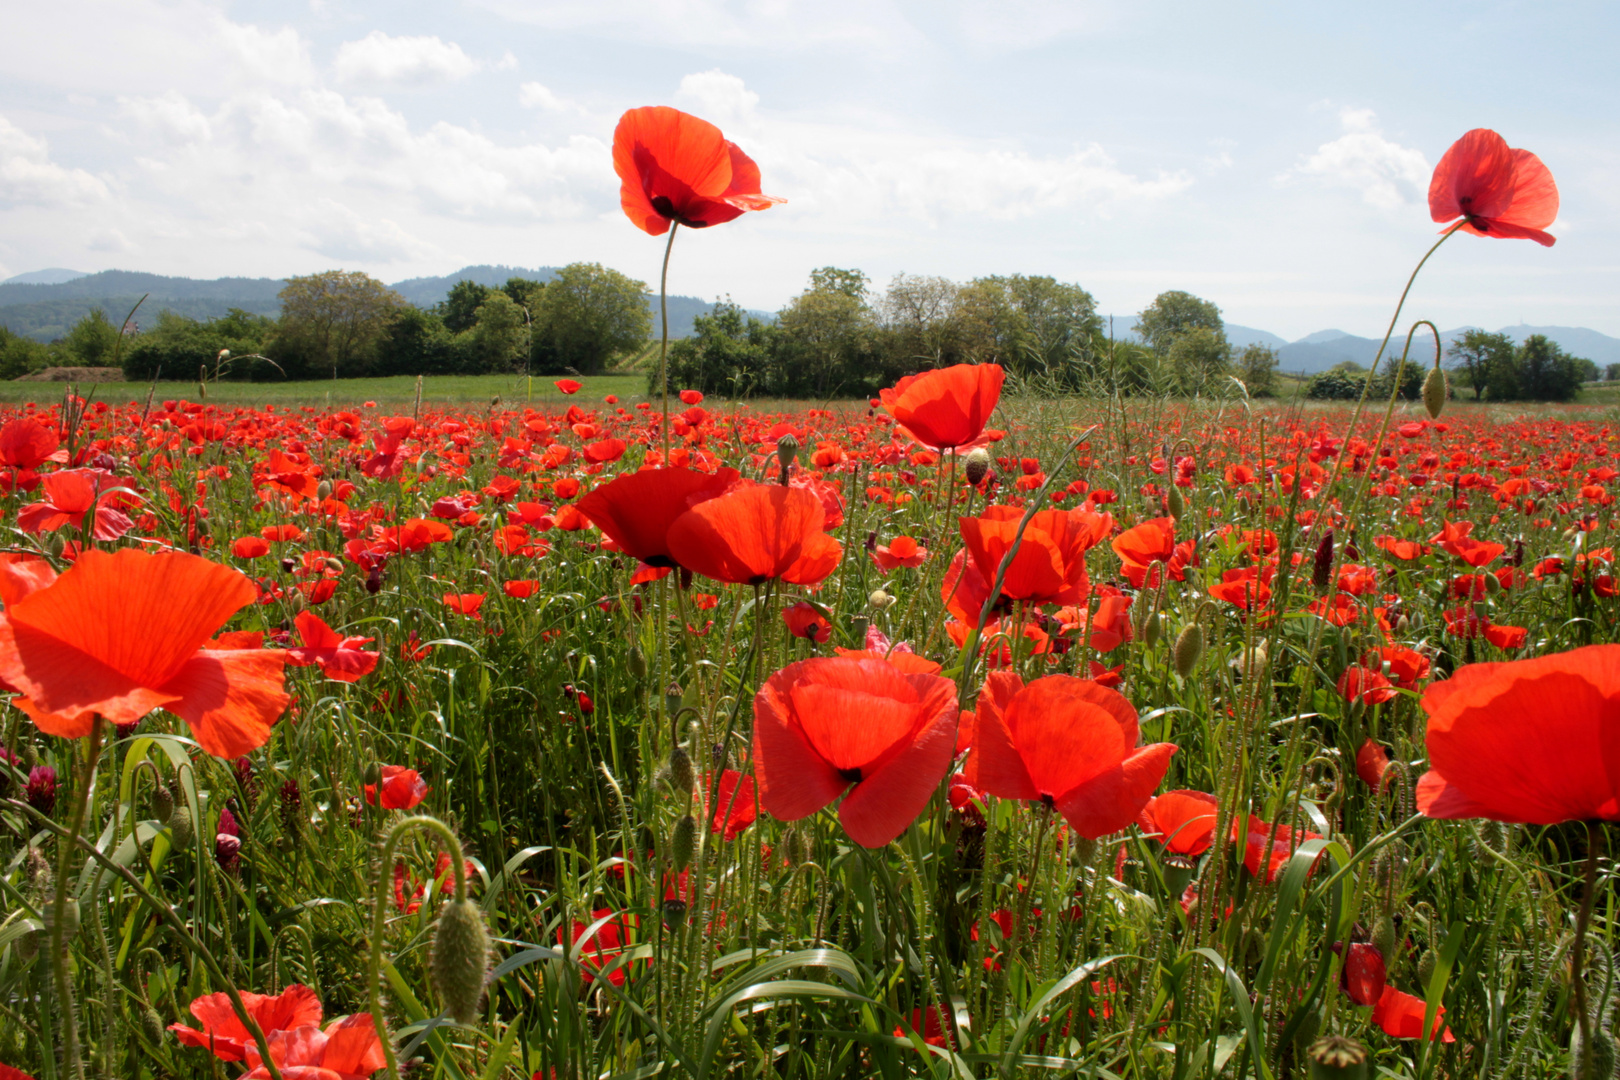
657,223,679,462
367,815,470,1080
51,720,102,1080
1571,821,1603,1056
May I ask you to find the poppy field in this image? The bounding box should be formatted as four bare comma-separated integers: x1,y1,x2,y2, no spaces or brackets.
1,117,1615,1080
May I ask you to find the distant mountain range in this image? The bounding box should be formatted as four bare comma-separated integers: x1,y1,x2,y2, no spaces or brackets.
0,266,761,342
4,268,1616,372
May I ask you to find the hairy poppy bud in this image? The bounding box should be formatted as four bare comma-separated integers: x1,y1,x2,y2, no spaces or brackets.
1173,623,1204,678
362,761,382,790
316,479,333,501
1143,611,1162,648
1307,1035,1369,1079
1484,571,1502,596
784,826,808,866
1570,1022,1618,1080
1232,642,1268,682
1422,366,1447,420
964,447,991,487
671,813,697,871
666,746,694,796
1312,529,1335,592
776,434,799,482
168,803,193,850
627,644,648,682
430,897,491,1024
149,781,173,823
1166,484,1185,521
140,1005,166,1046
1416,947,1436,991
869,589,896,610
44,895,80,941
1371,914,1398,966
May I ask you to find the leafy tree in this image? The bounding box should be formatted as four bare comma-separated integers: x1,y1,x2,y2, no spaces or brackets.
1136,291,1224,355
1446,329,1514,400
532,263,650,375
440,280,492,334
1166,326,1232,395
663,300,781,396
1571,355,1600,383
1514,334,1583,402
122,309,275,381
502,276,546,314
880,274,963,365
0,325,49,380
62,309,121,367
775,268,882,397
807,267,870,301
1306,364,1371,400
380,307,456,376
464,293,529,373
1235,343,1280,397
952,275,1100,382
272,271,405,379
1605,363,1620,382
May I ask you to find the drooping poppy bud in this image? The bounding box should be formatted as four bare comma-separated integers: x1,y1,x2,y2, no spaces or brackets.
1166,484,1185,521
666,745,695,795
1569,1021,1618,1080
671,814,697,871
1422,366,1448,419
1173,623,1204,677
430,896,491,1024
964,448,991,487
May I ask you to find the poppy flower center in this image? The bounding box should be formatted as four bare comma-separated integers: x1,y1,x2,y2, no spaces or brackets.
838,766,863,784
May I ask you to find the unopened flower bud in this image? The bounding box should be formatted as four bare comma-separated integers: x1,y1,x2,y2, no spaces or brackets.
430,896,491,1024
1166,485,1185,521
963,447,991,487
316,480,333,501
1143,611,1162,648
1371,914,1398,965
784,826,808,867
1484,571,1502,595
44,896,80,940
1416,947,1436,991
167,803,193,850
666,746,694,796
869,589,896,610
1569,1022,1618,1080
1172,623,1204,678
140,1005,166,1046
671,814,697,871
362,761,383,789
1307,1034,1369,1079
1422,366,1448,420
627,644,648,682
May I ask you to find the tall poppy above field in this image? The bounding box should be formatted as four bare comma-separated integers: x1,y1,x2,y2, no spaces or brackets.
666,483,842,586
0,549,288,759
879,363,1005,452
965,672,1176,838
1429,128,1559,247
576,466,739,568
613,106,783,235
752,657,958,847
1416,644,1620,823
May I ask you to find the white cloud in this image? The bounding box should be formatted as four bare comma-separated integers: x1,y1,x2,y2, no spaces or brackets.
118,91,213,144
0,115,108,207
519,81,583,114
676,69,758,122
303,199,435,262
1283,108,1430,210
333,31,481,86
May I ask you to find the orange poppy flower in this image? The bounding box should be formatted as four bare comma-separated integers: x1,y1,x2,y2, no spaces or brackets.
965,671,1176,839
1417,644,1620,823
871,535,928,572
169,984,322,1063
878,363,1005,451
365,764,429,810
1429,128,1558,247
575,466,739,568
959,505,1105,608
1371,985,1454,1042
0,416,58,469
285,611,377,683
1137,789,1219,859
782,601,831,642
1234,815,1323,883
667,484,842,586
1111,517,1177,588
241,1014,388,1080
752,657,958,847
0,549,288,758
613,106,783,236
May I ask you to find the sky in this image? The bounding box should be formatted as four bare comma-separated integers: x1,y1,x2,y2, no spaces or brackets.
1,0,1616,340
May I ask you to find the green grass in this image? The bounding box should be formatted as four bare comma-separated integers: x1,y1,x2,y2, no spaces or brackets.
0,372,651,407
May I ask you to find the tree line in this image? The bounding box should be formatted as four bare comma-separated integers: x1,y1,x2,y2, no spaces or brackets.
1304,329,1601,404
666,269,1282,399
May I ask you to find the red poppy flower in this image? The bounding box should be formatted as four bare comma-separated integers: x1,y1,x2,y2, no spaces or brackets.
0,415,59,469
752,657,957,847
966,671,1176,839
1234,815,1323,883
504,579,539,599
285,611,378,683
1417,644,1620,823
1137,789,1219,859
365,764,429,809
555,379,582,394
232,536,271,558
959,505,1105,608
1366,645,1431,689
1111,517,1177,588
782,601,831,642
0,1065,36,1080
831,647,943,675
1429,128,1558,247
878,363,1005,451
1338,664,1397,705
1356,738,1393,792
613,106,782,235
0,549,289,758
1371,985,1454,1042
575,466,739,568
1088,591,1133,653
241,1014,388,1080
442,592,487,618
679,389,704,405
667,484,843,587
17,469,134,540
169,984,322,1063
561,909,641,987
584,438,627,464
871,535,928,572
709,768,758,840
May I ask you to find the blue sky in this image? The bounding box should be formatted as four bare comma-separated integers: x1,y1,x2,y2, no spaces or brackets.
1,0,1615,338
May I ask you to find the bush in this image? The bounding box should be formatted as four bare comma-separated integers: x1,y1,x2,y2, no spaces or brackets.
121,309,275,382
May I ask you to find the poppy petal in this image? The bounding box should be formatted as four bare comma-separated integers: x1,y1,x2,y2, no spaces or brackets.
838,689,957,848
752,674,852,823
964,671,1038,800
1054,741,1177,840
159,649,291,760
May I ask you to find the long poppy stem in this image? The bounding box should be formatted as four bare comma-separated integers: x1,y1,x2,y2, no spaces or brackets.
51,718,101,1080
1571,821,1603,1057
658,223,679,463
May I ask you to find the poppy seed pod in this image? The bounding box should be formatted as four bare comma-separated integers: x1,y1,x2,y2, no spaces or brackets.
1569,1022,1618,1080
430,897,491,1024
316,479,333,501
964,447,991,487
671,813,697,871
776,434,799,481
1173,623,1205,677
1423,366,1448,420
1307,1035,1369,1079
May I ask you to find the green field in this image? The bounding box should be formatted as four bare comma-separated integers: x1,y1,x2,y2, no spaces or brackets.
0,372,651,407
